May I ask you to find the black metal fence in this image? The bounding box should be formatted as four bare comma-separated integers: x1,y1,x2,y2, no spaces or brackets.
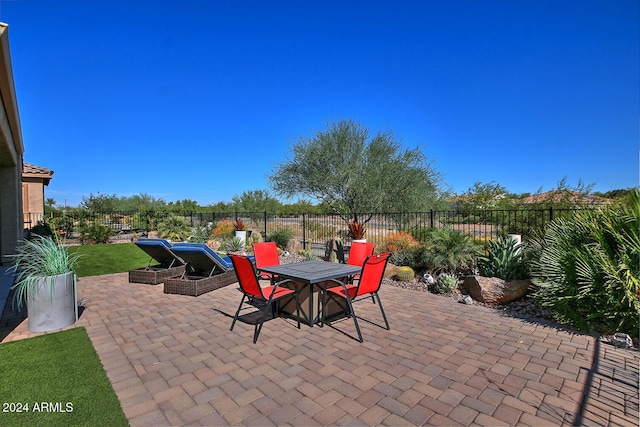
28,207,586,247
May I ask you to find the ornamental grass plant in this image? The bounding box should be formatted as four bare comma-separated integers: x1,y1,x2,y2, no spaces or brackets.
10,235,81,310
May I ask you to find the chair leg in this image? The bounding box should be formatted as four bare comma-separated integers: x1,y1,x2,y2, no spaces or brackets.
343,295,363,343
230,295,247,331
254,298,273,343
374,293,390,330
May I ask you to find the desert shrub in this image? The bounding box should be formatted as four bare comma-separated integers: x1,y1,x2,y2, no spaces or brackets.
268,227,294,249
529,190,639,335
49,216,75,238
29,221,54,238
416,227,482,275
407,226,431,242
79,221,113,244
478,236,528,280
188,223,214,243
305,220,338,241
157,215,191,241
211,219,235,239
384,232,420,266
384,231,420,252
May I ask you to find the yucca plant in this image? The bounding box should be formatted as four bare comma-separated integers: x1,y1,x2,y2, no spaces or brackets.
529,189,640,334
222,236,245,252
478,236,528,281
10,235,81,332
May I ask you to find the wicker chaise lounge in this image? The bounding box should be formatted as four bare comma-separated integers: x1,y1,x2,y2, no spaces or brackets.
128,238,186,285
163,243,247,296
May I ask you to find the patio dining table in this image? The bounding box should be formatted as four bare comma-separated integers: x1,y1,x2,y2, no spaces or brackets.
259,260,361,327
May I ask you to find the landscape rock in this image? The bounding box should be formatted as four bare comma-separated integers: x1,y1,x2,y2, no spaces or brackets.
286,239,302,254
248,229,263,243
463,275,531,305
325,238,344,263
384,263,399,278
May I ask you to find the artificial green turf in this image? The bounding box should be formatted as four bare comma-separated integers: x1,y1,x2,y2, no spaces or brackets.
67,243,149,277
0,327,128,426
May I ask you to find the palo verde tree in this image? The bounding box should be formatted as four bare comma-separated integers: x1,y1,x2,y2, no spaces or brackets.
269,119,445,225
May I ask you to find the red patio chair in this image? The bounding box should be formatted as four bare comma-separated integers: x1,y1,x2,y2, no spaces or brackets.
323,252,391,342
229,254,300,343
252,241,280,284
346,241,375,283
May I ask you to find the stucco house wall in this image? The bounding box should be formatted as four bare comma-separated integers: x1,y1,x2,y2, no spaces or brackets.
22,163,54,229
0,23,25,265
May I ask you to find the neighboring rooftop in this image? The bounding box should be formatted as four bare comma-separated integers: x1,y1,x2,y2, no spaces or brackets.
519,190,611,205
22,162,54,185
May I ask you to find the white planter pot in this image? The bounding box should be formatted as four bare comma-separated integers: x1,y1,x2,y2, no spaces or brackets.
27,272,77,333
235,230,247,249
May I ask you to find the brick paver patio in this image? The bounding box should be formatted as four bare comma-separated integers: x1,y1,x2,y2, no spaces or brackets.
1,272,638,426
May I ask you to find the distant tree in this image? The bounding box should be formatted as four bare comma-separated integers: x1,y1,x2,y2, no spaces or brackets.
206,201,233,212
80,192,119,213
44,198,58,215
597,188,635,206
120,193,166,211
232,190,281,213
458,181,514,210
168,199,199,213
280,199,323,215
269,119,445,224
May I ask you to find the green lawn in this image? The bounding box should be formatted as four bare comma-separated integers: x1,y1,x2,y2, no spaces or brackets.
0,327,128,426
67,243,149,277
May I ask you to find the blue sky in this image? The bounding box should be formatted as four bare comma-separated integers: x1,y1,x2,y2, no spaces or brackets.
2,0,638,207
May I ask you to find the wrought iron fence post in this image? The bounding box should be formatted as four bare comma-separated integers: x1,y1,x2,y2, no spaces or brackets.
302,213,307,250
429,209,434,228
263,211,267,240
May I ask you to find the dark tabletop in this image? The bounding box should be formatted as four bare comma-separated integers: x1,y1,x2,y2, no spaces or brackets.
259,261,361,284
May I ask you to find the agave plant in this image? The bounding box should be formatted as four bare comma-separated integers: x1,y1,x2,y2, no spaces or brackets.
478,236,528,281
348,220,366,240
234,219,246,231
10,235,81,311
223,236,245,252
434,273,459,294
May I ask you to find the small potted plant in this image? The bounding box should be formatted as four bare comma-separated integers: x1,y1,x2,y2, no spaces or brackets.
348,220,366,242
9,235,80,332
234,219,247,249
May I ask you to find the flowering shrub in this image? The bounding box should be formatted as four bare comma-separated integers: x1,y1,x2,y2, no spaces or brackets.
383,232,419,253
384,232,420,266
211,219,234,238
